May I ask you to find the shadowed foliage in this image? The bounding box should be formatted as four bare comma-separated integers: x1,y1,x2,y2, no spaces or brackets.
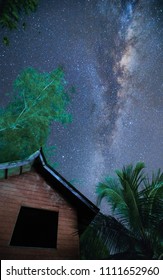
0,0,39,30
81,163,163,259
0,0,39,45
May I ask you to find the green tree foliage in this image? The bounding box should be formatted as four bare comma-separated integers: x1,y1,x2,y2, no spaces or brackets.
0,0,39,30
0,67,72,163
81,163,163,259
0,0,39,44
80,214,110,259
2,35,9,45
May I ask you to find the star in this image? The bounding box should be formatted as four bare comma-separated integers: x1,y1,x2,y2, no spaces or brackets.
0,0,162,204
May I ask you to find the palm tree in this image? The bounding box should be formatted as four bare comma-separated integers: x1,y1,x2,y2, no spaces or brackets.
80,162,163,259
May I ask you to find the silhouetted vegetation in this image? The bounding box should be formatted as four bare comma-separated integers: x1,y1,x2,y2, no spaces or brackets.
81,163,163,259
0,0,39,44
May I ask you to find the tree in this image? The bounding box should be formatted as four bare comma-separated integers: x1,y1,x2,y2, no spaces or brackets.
80,217,110,259
0,67,73,163
0,0,39,45
81,163,163,259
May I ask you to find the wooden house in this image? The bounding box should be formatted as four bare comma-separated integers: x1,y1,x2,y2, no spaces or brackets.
0,149,99,260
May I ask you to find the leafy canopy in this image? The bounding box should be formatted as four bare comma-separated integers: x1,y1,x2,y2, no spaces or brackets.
0,0,39,45
0,67,73,163
0,0,39,30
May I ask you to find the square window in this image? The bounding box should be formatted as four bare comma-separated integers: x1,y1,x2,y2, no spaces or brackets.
10,206,58,248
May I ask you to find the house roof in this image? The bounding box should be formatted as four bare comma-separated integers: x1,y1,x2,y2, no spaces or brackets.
0,149,99,233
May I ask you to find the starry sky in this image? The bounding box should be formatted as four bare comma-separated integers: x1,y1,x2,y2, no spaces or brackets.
0,0,163,204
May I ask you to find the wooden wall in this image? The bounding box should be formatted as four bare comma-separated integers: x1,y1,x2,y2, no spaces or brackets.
0,171,80,259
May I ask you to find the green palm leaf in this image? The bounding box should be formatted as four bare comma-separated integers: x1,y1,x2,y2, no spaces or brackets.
93,162,163,259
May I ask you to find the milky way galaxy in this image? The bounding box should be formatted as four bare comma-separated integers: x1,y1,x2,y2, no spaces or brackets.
111,0,163,174
0,0,163,204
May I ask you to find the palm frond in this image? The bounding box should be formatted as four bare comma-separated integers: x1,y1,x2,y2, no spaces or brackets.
95,163,162,259
116,162,145,191
96,179,130,227
115,163,146,235
97,180,125,208
140,176,163,223
81,213,136,258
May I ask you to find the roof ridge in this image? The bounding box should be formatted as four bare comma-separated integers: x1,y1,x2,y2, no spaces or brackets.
0,150,40,170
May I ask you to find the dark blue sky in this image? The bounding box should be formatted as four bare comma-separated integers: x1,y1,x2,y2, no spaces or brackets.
0,0,163,204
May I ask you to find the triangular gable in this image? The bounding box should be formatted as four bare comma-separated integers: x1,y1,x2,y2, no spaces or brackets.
0,149,99,233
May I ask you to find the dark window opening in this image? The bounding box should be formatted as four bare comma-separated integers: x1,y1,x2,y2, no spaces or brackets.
10,206,58,248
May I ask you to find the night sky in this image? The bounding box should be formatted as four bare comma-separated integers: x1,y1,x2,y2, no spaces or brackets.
0,0,163,204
